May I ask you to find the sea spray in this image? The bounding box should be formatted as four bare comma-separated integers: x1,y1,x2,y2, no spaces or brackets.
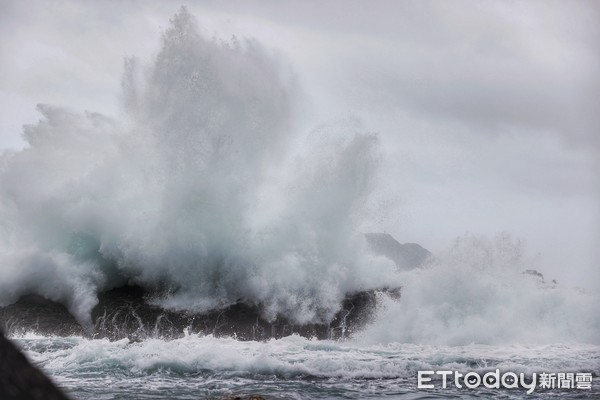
358,233,600,345
1,7,598,349
14,333,600,399
0,7,399,328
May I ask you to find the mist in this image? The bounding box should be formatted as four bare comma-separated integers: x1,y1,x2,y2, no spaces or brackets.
0,1,598,301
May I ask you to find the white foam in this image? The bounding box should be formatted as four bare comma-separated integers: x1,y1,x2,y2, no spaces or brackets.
0,8,398,327
358,234,600,345
16,333,600,381
1,8,597,349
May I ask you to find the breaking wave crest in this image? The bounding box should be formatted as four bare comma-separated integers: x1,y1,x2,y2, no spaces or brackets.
16,332,599,380
0,8,398,329
360,234,600,345
1,8,598,348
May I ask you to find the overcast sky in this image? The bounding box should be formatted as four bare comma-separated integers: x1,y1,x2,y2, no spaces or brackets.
1,0,598,289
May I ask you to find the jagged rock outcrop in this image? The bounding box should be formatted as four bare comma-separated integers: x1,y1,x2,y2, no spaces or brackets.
365,233,431,269
1,285,399,341
522,269,557,286
1,233,428,341
522,269,545,282
0,295,85,337
0,330,70,400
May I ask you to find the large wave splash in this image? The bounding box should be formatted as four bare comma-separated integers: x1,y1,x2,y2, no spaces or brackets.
359,233,600,345
0,8,399,330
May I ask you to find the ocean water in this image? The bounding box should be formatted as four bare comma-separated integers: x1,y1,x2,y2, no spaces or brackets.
2,7,599,400
14,333,600,399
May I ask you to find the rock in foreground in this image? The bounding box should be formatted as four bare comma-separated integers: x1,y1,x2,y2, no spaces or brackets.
0,330,70,400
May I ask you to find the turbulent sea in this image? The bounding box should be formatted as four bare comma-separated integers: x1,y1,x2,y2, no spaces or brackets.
12,333,598,399
2,7,599,400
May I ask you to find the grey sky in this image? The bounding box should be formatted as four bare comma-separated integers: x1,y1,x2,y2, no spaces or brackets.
1,0,598,288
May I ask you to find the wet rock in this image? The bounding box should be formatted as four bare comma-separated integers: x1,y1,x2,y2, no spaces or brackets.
0,294,84,337
0,330,70,400
1,285,399,341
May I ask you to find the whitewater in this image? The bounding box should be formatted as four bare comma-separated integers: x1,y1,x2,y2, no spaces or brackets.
10,332,598,399
1,7,598,399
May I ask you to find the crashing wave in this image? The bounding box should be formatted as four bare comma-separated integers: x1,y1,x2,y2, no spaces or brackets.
0,7,400,331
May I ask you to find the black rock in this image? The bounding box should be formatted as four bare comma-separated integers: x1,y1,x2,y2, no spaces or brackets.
0,330,70,400
0,294,84,337
521,269,558,287
1,285,399,341
522,269,545,282
1,233,430,340
365,233,431,270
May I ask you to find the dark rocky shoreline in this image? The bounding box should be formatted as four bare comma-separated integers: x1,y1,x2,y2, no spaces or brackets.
1,328,269,400
1,233,421,341
0,330,70,400
0,285,400,341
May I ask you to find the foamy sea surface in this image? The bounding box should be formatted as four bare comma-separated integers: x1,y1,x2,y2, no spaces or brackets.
14,333,599,399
